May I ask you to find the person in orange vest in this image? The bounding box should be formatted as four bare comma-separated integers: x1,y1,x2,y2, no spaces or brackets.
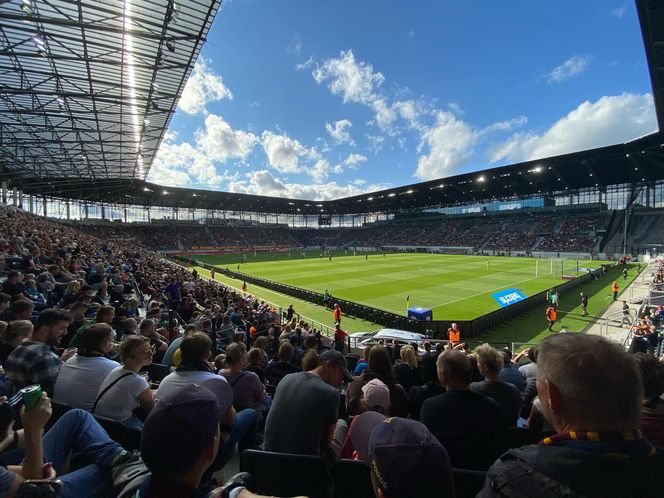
333,303,342,325
242,281,248,293
546,305,557,331
447,322,461,345
612,281,619,301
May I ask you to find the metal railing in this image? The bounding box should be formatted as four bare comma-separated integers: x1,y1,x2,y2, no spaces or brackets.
597,309,635,338
172,259,338,339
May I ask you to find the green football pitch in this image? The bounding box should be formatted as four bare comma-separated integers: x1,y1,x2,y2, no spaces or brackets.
190,252,608,320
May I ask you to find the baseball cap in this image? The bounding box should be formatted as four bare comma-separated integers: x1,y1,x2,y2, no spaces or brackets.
319,349,354,381
351,415,453,498
140,378,232,474
361,378,390,413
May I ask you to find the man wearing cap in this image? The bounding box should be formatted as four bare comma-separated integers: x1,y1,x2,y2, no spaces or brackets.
350,413,455,498
120,379,303,498
264,349,353,462
480,333,664,497
155,333,257,477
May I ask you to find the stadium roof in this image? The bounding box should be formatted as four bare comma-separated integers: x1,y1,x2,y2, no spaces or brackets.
1,0,664,217
0,0,220,181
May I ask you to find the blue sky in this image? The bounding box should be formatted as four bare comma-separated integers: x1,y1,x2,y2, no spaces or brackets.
149,0,658,200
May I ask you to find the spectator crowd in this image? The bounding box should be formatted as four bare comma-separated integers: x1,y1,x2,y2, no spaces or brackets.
0,204,661,498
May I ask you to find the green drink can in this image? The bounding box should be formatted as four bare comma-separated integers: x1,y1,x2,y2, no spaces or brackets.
20,385,43,412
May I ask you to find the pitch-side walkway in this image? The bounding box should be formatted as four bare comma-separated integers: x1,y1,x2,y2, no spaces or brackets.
585,267,652,344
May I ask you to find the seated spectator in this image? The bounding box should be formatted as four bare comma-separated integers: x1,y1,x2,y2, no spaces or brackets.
138,318,168,362
61,301,90,348
252,336,269,365
301,349,319,372
68,304,115,348
471,343,522,425
5,308,75,395
499,349,525,392
264,349,353,462
0,320,32,366
155,332,256,476
162,324,197,367
341,378,391,458
118,379,300,498
0,394,141,497
408,352,445,421
0,299,34,323
392,345,423,394
93,335,155,428
245,347,267,383
515,347,537,380
354,345,371,376
1,270,25,299
350,413,455,498
217,315,236,348
265,341,301,385
53,323,119,410
347,345,409,418
23,279,46,306
481,334,664,497
420,350,508,470
635,353,664,447
0,293,10,314
220,342,266,413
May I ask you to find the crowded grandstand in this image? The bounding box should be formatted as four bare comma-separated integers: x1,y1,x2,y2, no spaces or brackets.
1,0,664,497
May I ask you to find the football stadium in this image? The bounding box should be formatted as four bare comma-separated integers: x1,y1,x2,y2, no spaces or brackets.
0,0,663,497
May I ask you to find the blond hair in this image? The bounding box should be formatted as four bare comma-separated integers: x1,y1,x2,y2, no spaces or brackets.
400,345,418,369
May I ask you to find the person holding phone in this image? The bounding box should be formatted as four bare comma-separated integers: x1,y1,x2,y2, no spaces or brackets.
0,392,136,498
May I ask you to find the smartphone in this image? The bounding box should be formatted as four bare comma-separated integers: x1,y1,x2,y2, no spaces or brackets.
16,479,63,498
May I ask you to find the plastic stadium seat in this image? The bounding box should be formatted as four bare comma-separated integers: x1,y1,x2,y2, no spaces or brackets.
345,355,360,372
240,449,331,498
453,468,487,498
93,414,142,451
148,363,171,384
332,459,374,498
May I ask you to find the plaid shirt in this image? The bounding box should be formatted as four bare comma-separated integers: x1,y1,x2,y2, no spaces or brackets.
5,340,62,395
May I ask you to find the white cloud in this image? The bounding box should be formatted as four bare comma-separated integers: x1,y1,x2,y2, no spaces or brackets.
195,114,258,163
611,6,626,18
261,131,319,174
487,93,657,164
313,49,385,105
394,100,425,130
150,141,228,188
415,110,474,180
343,153,367,169
295,56,315,71
447,102,465,115
546,55,591,83
325,119,354,144
312,50,430,136
474,115,528,139
178,58,233,115
229,170,388,201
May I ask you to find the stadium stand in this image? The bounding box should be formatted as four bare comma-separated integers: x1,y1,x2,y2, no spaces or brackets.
1,0,664,495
